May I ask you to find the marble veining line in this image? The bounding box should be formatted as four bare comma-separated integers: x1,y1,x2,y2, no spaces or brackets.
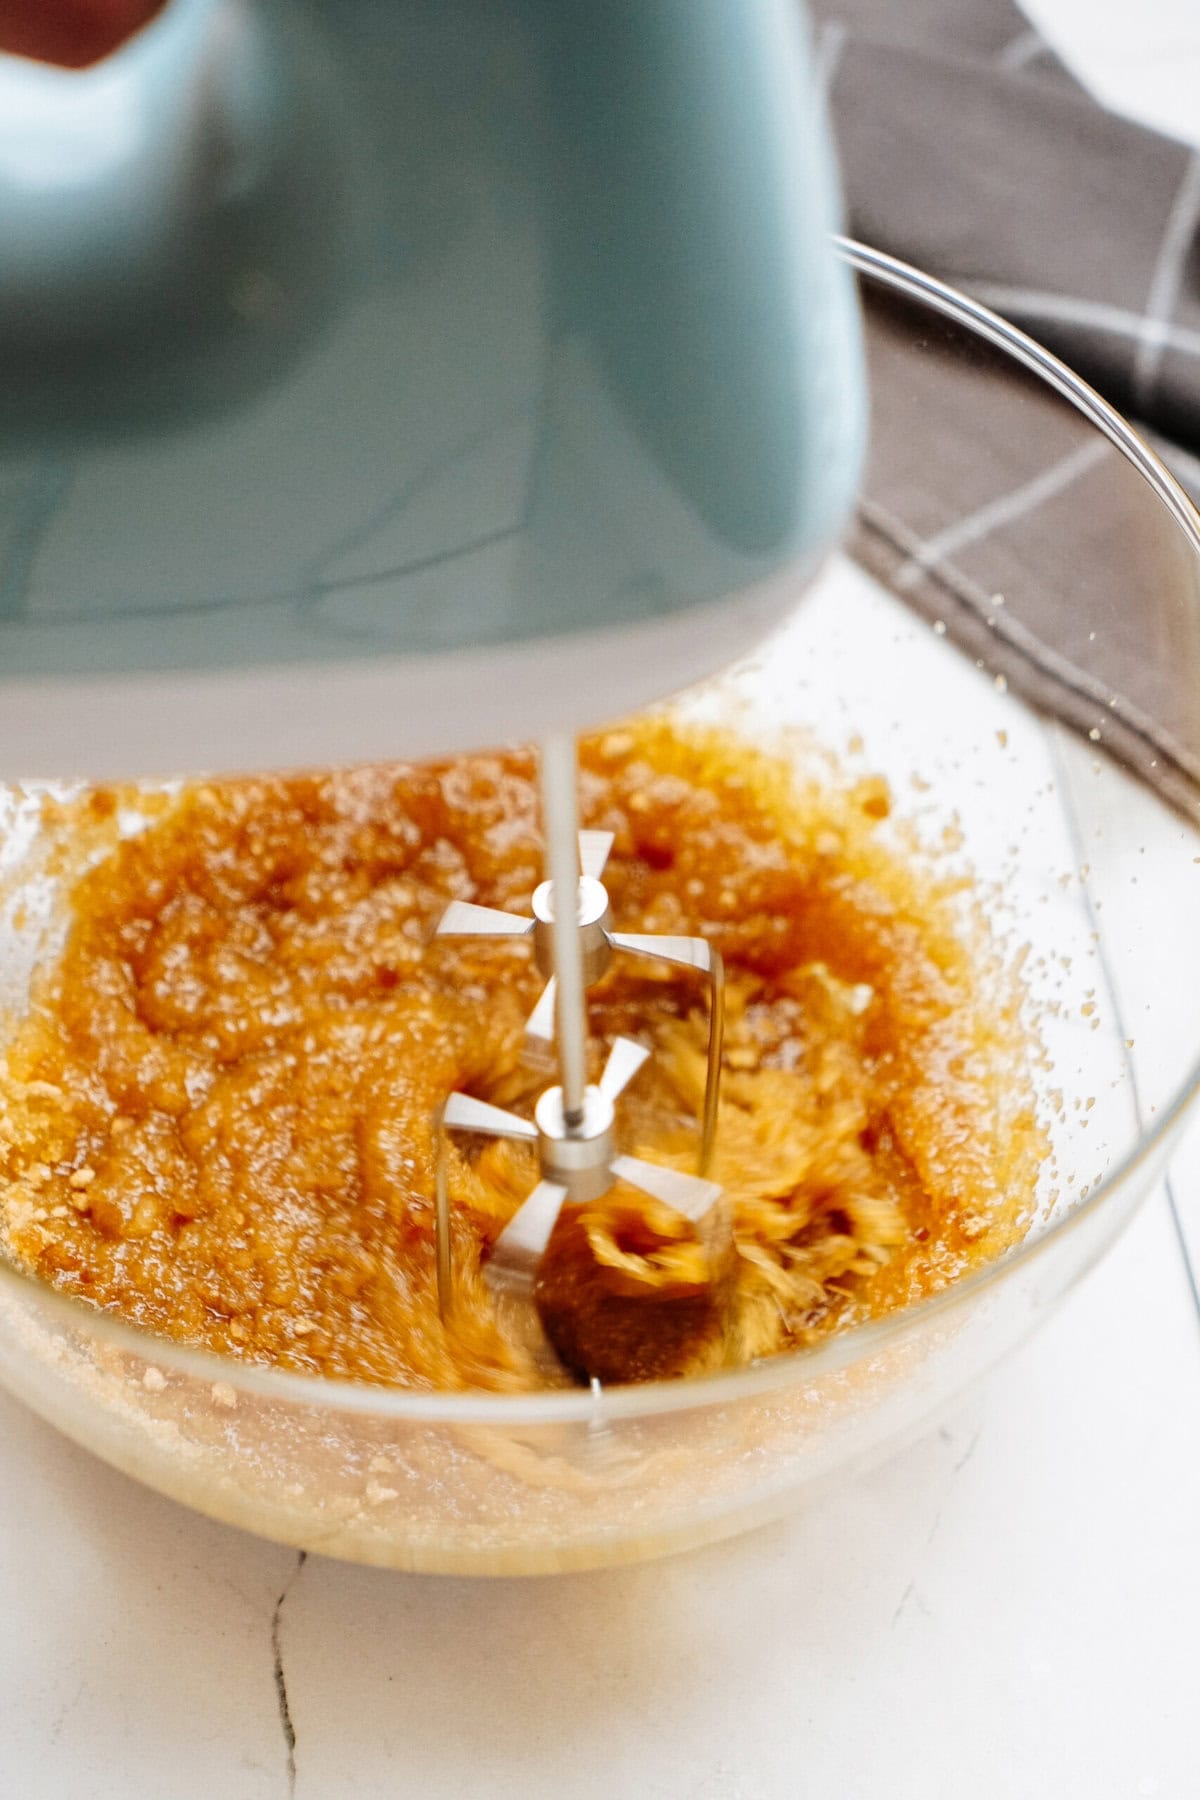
271,1551,307,1796
953,1427,983,1476
928,1425,985,1546
890,1579,931,1631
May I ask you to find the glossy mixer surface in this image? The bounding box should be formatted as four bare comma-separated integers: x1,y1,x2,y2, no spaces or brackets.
0,0,863,773
0,0,868,1369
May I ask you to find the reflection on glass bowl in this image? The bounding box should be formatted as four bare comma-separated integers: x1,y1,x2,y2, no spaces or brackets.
0,244,1198,1574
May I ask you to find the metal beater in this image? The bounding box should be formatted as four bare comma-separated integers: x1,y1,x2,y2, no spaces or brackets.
434,735,725,1317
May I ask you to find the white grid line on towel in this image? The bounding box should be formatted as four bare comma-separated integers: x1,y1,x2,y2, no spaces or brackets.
859,490,1200,787
966,283,1200,362
892,438,1108,593
1134,151,1200,407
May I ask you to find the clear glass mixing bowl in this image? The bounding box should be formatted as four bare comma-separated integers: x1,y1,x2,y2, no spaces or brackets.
1,243,1198,1575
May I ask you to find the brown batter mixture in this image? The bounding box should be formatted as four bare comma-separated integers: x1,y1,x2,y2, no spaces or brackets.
0,720,1045,1391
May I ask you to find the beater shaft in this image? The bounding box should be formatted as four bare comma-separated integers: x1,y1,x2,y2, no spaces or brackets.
540,735,588,1130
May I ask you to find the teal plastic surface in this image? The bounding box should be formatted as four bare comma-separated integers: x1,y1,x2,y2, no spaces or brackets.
0,0,864,682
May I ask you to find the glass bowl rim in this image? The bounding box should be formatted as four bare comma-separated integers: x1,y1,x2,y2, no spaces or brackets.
3,237,1199,1428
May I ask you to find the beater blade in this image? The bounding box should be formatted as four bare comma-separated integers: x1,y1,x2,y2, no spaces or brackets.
485,1179,570,1290
442,1092,538,1142
609,1155,722,1222
578,830,614,881
525,977,557,1043
437,902,535,940
597,1035,650,1102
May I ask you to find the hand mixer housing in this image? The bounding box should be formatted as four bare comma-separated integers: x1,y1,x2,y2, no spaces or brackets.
1,0,867,1361
0,0,863,778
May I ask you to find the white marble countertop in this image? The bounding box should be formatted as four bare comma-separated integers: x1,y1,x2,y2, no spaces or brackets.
4,4,1200,1798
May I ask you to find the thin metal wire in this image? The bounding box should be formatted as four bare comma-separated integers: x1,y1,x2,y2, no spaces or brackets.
434,1108,453,1321
540,734,588,1130
700,950,725,1178
608,930,725,1177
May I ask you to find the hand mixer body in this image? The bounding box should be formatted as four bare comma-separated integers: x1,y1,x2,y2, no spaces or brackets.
0,0,863,776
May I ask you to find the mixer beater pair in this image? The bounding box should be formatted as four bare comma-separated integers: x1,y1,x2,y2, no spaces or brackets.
433,737,726,1325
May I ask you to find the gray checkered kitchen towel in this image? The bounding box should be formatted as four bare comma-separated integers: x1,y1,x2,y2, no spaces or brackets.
813,0,1200,819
